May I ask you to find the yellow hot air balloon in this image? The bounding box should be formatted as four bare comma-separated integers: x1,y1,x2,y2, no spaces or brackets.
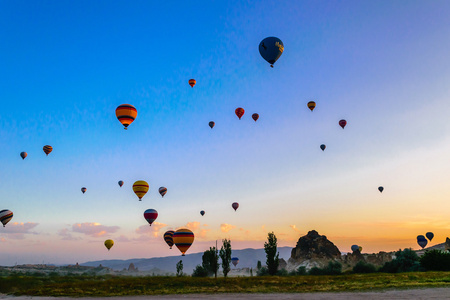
104,239,114,251
133,180,149,201
173,228,194,256
358,246,362,252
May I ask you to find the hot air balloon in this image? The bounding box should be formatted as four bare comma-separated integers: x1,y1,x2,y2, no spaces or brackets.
235,108,244,120
20,152,27,160
0,209,13,227
43,145,53,156
173,228,194,256
115,104,137,130
232,202,239,211
358,246,363,252
104,239,114,251
231,257,239,267
200,210,205,216
252,113,259,122
426,232,434,241
259,37,284,67
351,245,359,252
417,235,428,249
378,186,384,193
118,180,124,187
339,119,347,129
133,180,149,201
209,121,215,129
159,187,167,198
144,209,158,226
164,230,175,249
81,187,87,194
189,79,196,88
320,144,326,151
307,101,316,111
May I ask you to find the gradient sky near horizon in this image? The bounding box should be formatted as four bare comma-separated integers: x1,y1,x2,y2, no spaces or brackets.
1,0,450,265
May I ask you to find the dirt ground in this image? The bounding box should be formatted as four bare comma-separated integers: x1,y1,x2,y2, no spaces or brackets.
1,288,450,300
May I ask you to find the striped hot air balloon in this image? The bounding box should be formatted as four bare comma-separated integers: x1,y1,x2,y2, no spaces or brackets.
20,152,27,160
133,180,149,201
164,230,175,249
159,187,167,198
115,104,137,130
307,101,316,111
43,145,53,156
235,108,245,120
0,209,13,227
104,239,114,251
143,209,158,226
188,79,196,88
173,228,194,256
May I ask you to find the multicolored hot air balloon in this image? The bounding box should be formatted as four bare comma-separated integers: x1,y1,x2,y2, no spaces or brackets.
209,121,215,129
307,101,316,111
320,144,326,151
200,210,205,216
189,79,196,88
173,228,194,256
20,152,27,160
232,202,239,211
231,257,239,267
417,235,428,249
0,209,13,227
351,245,359,252
144,209,158,226
118,180,124,187
259,37,284,67
159,187,167,198
133,180,149,201
426,232,434,241
339,119,347,129
235,108,244,120
378,186,384,193
164,230,175,249
104,239,114,251
43,145,53,156
252,113,259,122
81,187,87,194
115,104,137,130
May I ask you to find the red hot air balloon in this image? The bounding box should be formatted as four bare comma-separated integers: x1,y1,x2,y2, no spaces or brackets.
252,113,259,122
116,104,137,130
232,202,239,211
144,209,158,226
235,108,245,120
189,79,196,88
339,119,347,129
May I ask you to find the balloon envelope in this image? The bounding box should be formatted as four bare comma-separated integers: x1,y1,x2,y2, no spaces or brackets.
231,257,239,267
426,232,434,241
320,144,326,151
0,209,13,227
259,37,284,67
189,79,196,88
351,245,359,252
417,235,428,248
118,180,124,187
307,101,316,111
358,246,363,252
378,186,384,193
116,104,137,130
209,121,215,129
159,187,167,197
200,210,205,216
43,145,53,156
81,187,87,194
235,108,244,120
144,209,158,226
104,239,114,251
252,113,259,122
173,228,194,256
164,230,175,249
232,202,239,211
339,119,347,129
20,152,27,160
133,180,149,200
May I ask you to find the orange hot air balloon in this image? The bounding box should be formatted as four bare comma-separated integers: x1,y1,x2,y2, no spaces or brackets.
43,145,53,156
115,104,137,130
173,228,194,256
188,79,196,88
133,180,149,201
235,108,245,120
307,101,316,111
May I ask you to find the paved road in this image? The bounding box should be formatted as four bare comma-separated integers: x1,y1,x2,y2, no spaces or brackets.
1,288,450,300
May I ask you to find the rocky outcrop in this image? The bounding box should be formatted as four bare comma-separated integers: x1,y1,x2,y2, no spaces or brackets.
290,230,341,260
446,238,450,251
278,258,287,270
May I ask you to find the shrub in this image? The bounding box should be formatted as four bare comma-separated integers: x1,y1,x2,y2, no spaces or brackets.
352,261,377,273
192,265,209,277
380,248,420,273
276,268,288,276
308,261,342,275
420,249,450,271
257,266,269,276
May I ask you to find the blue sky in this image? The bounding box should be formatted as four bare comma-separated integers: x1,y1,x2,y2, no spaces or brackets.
1,0,450,265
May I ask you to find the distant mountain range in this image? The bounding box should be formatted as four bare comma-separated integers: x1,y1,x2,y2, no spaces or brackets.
81,247,293,275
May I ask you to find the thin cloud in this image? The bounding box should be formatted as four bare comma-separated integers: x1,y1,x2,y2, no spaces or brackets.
220,223,236,233
185,222,201,231
290,225,301,232
72,223,119,237
2,222,39,240
135,222,167,237
57,228,80,241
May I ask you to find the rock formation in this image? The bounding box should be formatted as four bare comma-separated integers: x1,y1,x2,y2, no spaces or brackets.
290,230,341,260
446,238,450,251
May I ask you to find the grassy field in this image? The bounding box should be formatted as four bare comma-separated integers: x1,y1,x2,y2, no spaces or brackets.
1,272,450,297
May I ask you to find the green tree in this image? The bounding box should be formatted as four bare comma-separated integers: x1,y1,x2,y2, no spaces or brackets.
264,232,279,275
257,260,262,271
176,260,183,277
380,248,420,273
352,261,377,273
219,238,232,277
202,247,219,276
192,265,208,277
420,249,450,271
